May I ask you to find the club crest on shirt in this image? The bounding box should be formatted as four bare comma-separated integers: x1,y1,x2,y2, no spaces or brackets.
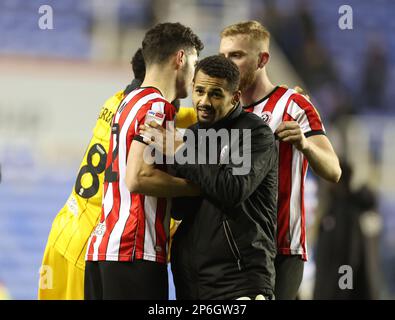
260,111,272,124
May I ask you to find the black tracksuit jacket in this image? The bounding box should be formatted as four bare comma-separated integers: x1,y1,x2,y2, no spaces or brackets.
170,105,278,300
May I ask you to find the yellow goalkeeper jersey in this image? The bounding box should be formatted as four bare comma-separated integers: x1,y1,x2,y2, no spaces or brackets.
175,106,196,129
47,91,124,269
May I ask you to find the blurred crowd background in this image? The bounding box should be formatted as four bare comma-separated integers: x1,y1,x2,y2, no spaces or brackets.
0,0,394,299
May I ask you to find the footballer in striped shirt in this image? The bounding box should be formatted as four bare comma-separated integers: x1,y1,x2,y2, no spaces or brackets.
85,22,203,300
220,21,341,300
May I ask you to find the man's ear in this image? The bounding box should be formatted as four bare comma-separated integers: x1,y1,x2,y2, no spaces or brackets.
175,49,186,70
231,90,241,105
258,52,269,69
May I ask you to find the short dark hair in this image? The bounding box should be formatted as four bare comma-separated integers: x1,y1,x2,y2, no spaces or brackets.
142,22,204,65
131,48,146,81
194,55,240,92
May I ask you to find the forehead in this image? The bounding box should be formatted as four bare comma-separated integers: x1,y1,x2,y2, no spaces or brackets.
220,35,254,53
194,70,228,91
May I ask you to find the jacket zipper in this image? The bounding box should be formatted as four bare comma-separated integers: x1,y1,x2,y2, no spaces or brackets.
223,220,243,271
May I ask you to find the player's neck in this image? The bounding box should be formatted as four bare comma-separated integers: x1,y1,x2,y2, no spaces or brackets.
240,69,275,107
141,66,177,102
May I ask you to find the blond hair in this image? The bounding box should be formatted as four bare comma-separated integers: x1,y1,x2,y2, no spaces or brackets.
221,20,270,51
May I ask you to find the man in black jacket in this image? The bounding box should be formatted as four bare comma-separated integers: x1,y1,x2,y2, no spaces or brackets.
140,55,278,300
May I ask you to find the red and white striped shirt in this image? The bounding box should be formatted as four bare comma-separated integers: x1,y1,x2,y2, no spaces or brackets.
86,87,176,264
244,86,325,261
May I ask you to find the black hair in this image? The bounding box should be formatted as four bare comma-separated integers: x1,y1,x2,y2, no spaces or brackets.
124,48,146,94
194,55,240,92
142,22,204,65
131,48,146,81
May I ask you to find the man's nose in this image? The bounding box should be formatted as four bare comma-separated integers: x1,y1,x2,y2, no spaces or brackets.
200,94,211,106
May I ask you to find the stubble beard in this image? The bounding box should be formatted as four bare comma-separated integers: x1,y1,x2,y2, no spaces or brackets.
239,67,256,92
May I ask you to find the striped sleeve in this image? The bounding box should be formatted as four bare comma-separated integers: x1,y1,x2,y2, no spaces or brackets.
133,99,176,144
287,93,325,137
163,101,177,122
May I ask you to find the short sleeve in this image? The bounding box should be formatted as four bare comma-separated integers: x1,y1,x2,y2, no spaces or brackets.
133,99,177,143
286,93,325,138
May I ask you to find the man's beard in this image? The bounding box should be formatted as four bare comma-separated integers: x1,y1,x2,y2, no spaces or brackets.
239,67,256,92
196,105,215,128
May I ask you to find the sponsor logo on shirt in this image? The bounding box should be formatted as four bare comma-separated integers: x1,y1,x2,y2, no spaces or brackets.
92,223,106,236
67,195,78,216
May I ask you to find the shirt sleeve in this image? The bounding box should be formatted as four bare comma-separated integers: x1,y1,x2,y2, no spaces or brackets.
286,93,326,138
133,100,177,144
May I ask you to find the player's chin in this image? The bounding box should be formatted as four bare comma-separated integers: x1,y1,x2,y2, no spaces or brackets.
197,116,214,128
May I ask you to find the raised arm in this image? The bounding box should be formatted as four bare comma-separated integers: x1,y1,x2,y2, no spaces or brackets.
275,121,341,183
303,134,341,182
275,93,341,183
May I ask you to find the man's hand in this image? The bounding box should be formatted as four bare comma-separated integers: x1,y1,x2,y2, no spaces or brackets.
275,121,309,152
139,121,184,157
